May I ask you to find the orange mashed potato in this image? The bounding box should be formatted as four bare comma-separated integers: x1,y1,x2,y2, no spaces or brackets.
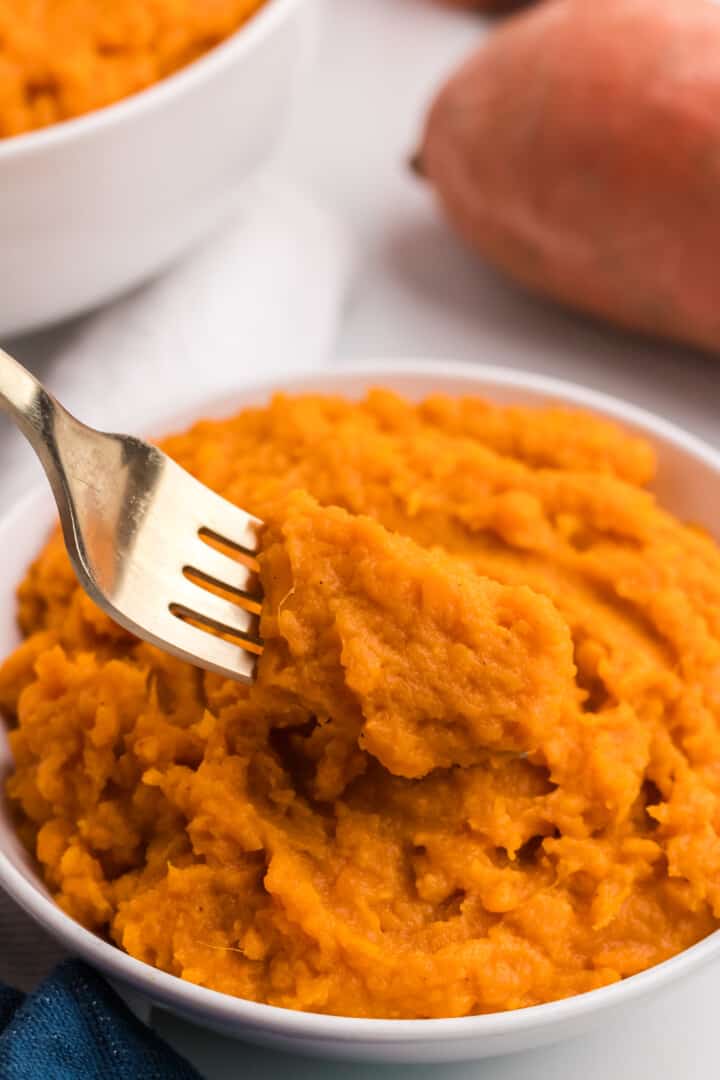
0,0,266,138
2,391,720,1019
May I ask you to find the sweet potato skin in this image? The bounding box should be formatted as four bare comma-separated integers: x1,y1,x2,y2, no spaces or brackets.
420,0,720,353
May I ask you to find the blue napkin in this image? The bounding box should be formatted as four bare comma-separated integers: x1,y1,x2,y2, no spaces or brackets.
0,960,204,1079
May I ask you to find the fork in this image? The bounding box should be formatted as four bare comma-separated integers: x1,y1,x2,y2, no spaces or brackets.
0,347,264,682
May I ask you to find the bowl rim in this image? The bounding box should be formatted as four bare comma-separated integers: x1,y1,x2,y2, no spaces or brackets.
0,0,306,161
2,356,720,1044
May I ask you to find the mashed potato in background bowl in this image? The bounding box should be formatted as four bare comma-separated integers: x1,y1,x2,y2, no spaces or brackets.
0,0,315,336
0,0,268,138
1,361,720,1064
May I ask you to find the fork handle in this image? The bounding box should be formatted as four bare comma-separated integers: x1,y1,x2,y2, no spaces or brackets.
0,346,59,445
0,346,81,496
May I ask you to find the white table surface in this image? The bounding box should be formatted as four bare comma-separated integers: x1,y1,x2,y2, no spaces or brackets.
11,0,720,1075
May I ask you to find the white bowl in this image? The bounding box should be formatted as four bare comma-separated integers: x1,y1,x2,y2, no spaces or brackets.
0,0,316,337
2,360,720,1064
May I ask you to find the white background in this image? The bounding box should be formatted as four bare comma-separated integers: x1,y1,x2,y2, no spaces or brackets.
13,0,720,1075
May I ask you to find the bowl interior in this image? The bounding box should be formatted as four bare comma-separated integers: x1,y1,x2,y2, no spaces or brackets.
1,361,720,1053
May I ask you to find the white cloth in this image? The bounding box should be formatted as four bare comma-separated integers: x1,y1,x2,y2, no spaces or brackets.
0,176,352,505
0,177,352,992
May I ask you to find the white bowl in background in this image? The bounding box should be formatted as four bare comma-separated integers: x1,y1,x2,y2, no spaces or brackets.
0,0,316,337
1,360,720,1064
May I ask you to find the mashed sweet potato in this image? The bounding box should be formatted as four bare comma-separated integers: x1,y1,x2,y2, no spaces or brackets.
2,391,720,1018
0,0,266,137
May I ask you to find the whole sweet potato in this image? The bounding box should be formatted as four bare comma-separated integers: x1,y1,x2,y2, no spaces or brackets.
419,0,720,353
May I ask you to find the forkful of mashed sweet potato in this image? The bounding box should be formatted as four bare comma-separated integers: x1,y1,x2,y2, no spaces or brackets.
262,492,578,780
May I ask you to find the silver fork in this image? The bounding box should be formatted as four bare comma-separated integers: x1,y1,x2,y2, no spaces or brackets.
0,348,263,682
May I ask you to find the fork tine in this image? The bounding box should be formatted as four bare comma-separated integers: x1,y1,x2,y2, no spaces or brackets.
186,540,260,599
159,611,259,682
196,503,262,555
162,458,262,555
171,578,261,641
